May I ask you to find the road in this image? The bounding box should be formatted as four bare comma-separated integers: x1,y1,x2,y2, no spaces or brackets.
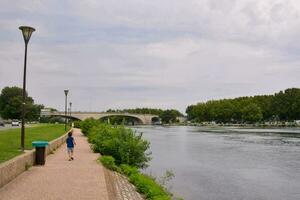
0,124,20,131
0,124,36,132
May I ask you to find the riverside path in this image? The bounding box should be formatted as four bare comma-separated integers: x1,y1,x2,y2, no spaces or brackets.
0,128,109,200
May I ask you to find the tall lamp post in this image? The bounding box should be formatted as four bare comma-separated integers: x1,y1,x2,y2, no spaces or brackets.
64,90,69,131
69,102,72,127
19,26,35,151
69,102,72,117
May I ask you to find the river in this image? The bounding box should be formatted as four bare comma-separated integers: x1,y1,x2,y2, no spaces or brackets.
133,126,300,200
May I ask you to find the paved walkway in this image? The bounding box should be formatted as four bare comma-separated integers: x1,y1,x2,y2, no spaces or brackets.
0,128,109,200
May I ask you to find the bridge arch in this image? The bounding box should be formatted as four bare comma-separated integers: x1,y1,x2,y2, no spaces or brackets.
47,112,159,125
98,114,143,125
151,116,160,124
50,115,81,121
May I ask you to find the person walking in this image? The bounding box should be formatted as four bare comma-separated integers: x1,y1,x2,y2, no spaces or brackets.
66,131,76,161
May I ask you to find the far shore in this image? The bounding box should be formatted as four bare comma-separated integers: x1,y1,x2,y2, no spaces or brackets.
133,124,300,134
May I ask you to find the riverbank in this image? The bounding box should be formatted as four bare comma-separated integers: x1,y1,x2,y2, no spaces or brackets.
155,122,300,130
180,122,300,128
76,119,175,199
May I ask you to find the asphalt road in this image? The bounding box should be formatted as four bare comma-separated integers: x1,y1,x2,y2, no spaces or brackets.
0,124,21,131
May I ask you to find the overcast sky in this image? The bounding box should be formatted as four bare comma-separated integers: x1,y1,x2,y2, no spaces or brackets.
1,0,300,113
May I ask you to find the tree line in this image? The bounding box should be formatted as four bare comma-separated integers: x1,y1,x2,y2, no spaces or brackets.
0,86,43,121
186,88,300,123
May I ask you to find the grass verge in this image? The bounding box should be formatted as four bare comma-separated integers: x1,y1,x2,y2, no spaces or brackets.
0,124,68,163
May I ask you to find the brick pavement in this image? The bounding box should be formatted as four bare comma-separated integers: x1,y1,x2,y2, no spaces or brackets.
104,169,144,200
0,128,109,200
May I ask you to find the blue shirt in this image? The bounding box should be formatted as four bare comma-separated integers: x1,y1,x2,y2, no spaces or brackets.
66,136,74,148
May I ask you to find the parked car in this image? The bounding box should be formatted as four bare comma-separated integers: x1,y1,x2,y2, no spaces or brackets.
12,120,20,126
0,121,4,127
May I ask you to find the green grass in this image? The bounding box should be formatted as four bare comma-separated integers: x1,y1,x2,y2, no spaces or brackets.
0,124,68,163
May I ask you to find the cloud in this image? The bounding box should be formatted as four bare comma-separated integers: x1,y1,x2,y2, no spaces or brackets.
1,0,300,112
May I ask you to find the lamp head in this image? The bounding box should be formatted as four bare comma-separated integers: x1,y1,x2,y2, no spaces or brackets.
19,26,35,44
64,90,69,96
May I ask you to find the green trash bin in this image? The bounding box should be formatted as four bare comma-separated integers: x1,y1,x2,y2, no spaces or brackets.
32,141,49,165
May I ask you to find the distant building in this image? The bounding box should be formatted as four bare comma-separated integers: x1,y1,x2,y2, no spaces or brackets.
176,116,187,123
294,120,300,125
40,108,52,117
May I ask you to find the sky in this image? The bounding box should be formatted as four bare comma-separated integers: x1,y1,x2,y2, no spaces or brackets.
1,0,300,113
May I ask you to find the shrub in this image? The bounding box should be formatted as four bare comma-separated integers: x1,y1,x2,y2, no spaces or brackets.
79,119,173,200
99,156,119,171
120,164,139,176
73,120,82,128
88,123,151,168
120,165,171,200
80,118,99,135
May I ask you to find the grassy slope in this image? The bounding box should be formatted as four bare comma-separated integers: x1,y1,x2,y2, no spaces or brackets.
0,124,67,163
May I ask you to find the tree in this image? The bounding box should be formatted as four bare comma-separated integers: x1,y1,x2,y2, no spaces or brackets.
186,88,300,123
241,103,263,123
0,86,43,120
159,109,180,123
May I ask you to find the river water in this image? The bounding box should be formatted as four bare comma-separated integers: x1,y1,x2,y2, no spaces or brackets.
133,126,300,200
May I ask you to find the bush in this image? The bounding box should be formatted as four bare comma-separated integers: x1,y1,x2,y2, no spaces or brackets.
120,164,139,176
80,118,99,135
79,119,173,200
73,120,82,128
88,123,151,168
120,165,171,200
99,156,119,171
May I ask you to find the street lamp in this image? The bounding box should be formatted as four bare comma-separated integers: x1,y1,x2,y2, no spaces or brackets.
19,26,35,151
64,90,69,131
69,102,72,117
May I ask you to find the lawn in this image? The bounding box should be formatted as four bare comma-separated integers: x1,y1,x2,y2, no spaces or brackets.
0,124,68,163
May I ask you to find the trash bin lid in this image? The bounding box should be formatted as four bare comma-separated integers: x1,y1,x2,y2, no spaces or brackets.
32,141,49,147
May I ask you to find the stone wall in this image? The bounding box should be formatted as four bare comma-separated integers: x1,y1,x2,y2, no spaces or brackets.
0,130,70,188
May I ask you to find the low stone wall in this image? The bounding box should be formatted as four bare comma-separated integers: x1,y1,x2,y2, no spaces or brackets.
0,129,70,188
0,149,35,188
45,130,69,155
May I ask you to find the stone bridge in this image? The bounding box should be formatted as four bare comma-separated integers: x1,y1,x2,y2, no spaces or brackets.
48,112,159,125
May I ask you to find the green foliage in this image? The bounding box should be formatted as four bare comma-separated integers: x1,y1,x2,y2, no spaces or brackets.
0,124,67,163
80,118,99,135
82,119,151,168
99,156,119,171
90,124,151,168
40,116,64,124
81,119,174,200
130,173,169,199
100,115,140,125
186,88,300,123
73,120,82,128
0,86,44,121
159,109,182,124
106,108,183,124
241,103,263,123
120,165,172,200
158,170,175,188
120,164,139,176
